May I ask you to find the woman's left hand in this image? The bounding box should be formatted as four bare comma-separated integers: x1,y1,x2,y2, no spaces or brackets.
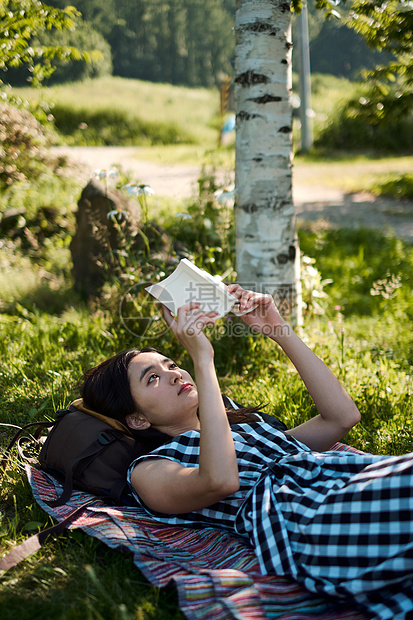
162,302,218,363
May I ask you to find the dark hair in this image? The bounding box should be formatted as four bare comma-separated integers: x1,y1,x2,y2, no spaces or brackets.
81,347,261,451
81,347,173,451
81,347,158,423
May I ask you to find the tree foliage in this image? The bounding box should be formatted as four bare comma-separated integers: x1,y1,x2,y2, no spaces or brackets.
308,0,412,152
47,0,235,87
350,0,412,55
297,0,389,79
3,0,410,90
6,21,112,85
346,0,412,135
0,0,101,85
349,0,412,86
106,0,236,87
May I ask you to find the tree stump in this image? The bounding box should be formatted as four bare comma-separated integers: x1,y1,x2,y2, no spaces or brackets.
70,179,139,298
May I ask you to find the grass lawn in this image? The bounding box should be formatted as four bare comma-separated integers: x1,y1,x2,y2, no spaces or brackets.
12,75,412,199
13,76,221,147
1,203,413,618
293,154,413,197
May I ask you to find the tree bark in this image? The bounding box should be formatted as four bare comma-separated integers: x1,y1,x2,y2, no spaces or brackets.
235,0,303,324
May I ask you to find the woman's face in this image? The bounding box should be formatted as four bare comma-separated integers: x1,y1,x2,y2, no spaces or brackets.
127,351,199,434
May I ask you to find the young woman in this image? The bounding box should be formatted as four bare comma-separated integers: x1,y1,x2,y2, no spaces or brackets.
82,285,413,619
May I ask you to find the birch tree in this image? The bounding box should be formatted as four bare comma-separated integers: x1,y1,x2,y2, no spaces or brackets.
234,0,303,324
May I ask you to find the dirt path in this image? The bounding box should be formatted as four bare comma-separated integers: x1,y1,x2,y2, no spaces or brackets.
53,146,413,243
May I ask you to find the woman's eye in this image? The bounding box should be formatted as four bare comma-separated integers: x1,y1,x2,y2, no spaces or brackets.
169,363,177,369
148,374,158,384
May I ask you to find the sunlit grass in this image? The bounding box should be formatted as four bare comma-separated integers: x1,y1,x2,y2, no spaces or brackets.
131,144,235,169
12,75,412,198
293,154,413,194
13,76,221,147
13,73,361,150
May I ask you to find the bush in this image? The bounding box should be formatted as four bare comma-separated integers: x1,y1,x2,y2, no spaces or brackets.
163,169,235,273
371,173,413,201
0,22,112,86
38,22,113,84
315,87,413,154
0,102,54,188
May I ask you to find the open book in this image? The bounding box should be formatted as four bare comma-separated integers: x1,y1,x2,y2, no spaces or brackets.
145,259,257,319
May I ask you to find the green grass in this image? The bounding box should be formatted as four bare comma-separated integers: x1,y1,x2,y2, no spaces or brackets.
2,201,413,618
12,76,221,148
293,154,413,197
292,73,361,147
130,144,235,170
11,75,413,199
370,172,413,201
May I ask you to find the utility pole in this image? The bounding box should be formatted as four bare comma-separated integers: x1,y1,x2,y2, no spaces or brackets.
297,0,313,152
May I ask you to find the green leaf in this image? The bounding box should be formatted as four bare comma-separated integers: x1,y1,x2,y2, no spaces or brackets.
23,521,43,531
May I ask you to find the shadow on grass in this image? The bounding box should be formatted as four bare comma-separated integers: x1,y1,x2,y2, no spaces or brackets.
1,280,86,317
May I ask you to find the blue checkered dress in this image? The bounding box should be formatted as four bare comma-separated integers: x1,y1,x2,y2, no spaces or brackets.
127,421,413,619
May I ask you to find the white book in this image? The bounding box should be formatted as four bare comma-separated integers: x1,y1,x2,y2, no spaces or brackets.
145,259,257,319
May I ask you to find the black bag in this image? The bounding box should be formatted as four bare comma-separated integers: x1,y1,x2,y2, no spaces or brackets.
0,400,147,571
38,400,143,507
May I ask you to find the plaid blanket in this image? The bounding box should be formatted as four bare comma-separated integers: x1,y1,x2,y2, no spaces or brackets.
26,460,369,620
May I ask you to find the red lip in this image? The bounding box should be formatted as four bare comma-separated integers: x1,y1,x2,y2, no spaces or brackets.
178,383,192,395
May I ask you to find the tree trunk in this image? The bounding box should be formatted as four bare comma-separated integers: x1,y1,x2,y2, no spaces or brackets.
234,0,303,324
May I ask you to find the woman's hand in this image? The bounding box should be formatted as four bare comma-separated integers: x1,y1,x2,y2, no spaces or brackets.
162,302,218,363
227,284,287,340
227,285,360,450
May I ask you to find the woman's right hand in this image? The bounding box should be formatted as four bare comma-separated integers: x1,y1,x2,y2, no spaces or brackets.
162,302,217,363
227,284,288,340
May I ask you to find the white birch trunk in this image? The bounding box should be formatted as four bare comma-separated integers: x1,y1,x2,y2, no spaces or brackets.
235,0,303,324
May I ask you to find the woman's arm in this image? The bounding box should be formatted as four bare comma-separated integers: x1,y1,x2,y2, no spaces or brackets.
228,285,361,451
130,302,240,514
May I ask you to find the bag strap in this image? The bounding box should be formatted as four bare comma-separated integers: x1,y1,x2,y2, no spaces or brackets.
0,421,54,477
17,436,40,465
47,429,125,507
0,497,96,572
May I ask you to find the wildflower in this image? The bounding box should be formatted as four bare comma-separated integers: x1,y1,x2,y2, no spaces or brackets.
107,208,128,221
370,273,402,299
214,188,235,206
92,168,119,181
122,182,155,196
